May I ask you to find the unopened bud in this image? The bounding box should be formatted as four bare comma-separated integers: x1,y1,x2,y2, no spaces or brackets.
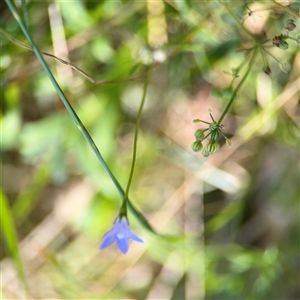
206,143,215,154
226,138,232,148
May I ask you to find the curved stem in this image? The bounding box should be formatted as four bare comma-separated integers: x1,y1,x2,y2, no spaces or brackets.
218,48,257,125
120,69,151,216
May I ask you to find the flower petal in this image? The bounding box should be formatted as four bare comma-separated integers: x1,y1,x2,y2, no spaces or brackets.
116,236,129,254
129,231,144,244
99,232,115,250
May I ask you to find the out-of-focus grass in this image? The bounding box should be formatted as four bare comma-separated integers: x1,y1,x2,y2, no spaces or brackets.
1,0,299,299
0,189,29,293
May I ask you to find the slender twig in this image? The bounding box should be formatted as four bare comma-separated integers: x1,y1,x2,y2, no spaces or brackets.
120,69,151,217
218,48,257,124
0,27,148,85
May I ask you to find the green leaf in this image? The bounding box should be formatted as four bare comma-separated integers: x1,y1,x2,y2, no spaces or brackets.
0,189,29,292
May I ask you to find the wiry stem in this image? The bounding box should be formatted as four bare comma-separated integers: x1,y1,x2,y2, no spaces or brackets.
218,48,257,124
119,69,151,217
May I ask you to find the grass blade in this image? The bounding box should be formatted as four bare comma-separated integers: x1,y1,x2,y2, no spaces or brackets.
0,189,29,293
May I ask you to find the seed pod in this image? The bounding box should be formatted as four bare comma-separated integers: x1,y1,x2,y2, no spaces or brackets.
194,129,205,141
212,142,220,153
192,141,203,152
279,39,289,50
285,19,296,31
202,147,210,157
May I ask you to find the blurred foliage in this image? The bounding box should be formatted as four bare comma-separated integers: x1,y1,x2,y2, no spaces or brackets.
1,0,299,299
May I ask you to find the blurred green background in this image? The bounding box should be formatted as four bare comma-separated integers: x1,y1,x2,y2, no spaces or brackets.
1,0,299,299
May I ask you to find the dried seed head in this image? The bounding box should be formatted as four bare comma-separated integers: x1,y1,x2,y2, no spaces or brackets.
285,19,296,31
263,66,272,77
272,36,281,47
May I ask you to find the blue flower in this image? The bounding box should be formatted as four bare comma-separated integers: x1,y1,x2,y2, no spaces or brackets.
99,217,144,254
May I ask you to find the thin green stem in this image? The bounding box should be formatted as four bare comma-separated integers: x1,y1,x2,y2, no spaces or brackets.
260,47,268,67
286,36,297,42
219,0,260,46
5,0,159,235
218,48,257,125
262,47,283,65
228,50,251,88
120,69,151,217
5,0,124,198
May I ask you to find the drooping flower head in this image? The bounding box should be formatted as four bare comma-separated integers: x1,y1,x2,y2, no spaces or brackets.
99,217,144,255
192,109,232,157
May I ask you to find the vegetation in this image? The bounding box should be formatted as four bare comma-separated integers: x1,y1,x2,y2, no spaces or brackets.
1,0,299,299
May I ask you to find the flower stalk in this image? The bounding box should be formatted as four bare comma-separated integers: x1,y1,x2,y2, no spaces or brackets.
119,68,151,218
218,48,257,125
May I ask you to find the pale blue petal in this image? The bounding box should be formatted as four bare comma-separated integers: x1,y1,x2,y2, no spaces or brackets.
99,233,115,250
116,236,129,254
129,231,144,244
114,218,130,231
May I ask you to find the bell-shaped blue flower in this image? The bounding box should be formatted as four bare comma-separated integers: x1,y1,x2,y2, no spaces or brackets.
99,217,144,254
